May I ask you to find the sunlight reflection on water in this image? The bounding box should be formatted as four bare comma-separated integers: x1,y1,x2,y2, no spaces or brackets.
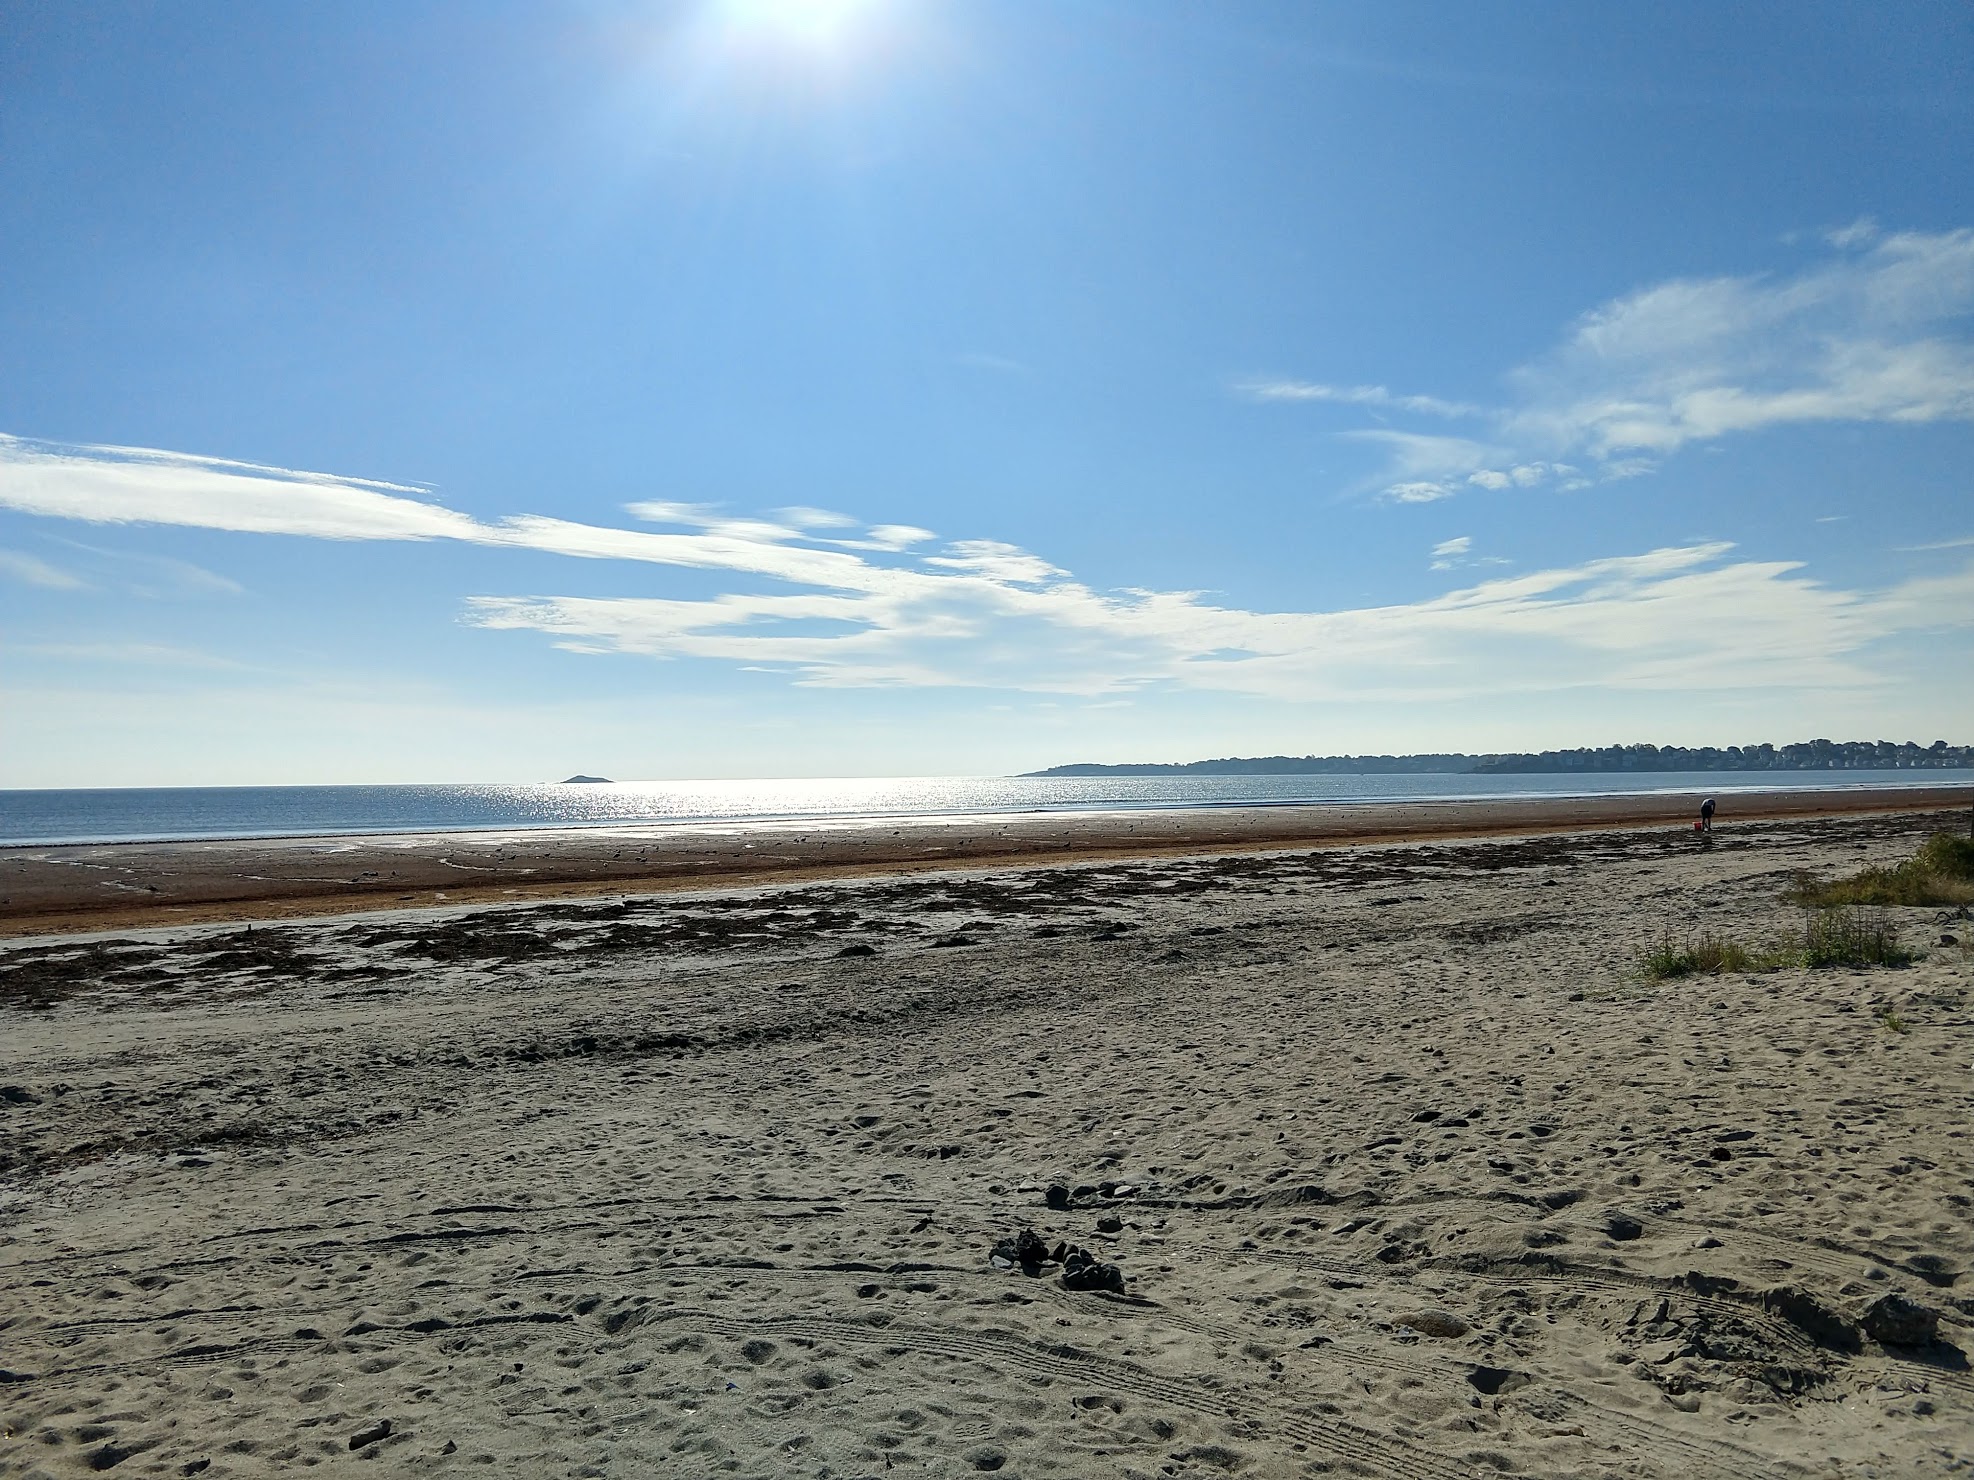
2,769,1969,846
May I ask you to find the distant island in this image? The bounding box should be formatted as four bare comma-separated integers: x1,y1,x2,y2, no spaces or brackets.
1027,739,1974,778
560,774,612,784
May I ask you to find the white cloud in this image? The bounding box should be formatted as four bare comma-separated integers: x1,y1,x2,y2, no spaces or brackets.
770,505,859,529
1344,430,1510,503
1825,217,1880,250
1430,536,1471,562
6,431,1970,706
0,548,88,589
461,539,1966,701
922,539,1067,585
1381,482,1458,504
0,434,473,541
1236,380,1480,418
1255,228,1974,501
833,523,937,552
1510,228,1974,459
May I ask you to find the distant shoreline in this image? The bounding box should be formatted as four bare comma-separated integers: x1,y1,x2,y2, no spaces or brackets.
1028,740,1974,777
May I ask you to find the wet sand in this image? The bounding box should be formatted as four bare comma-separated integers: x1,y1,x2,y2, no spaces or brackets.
1,804,1970,1478
4,784,1971,936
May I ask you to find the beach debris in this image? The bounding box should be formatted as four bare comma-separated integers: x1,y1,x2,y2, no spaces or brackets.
1761,1286,1861,1352
988,1228,1126,1293
1058,1245,1126,1293
349,1419,393,1451
1860,1292,1939,1347
1466,1365,1530,1395
1398,1309,1471,1339
990,1228,1051,1273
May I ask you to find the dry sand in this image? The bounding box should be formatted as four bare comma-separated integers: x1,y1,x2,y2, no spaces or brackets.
2,806,1971,1478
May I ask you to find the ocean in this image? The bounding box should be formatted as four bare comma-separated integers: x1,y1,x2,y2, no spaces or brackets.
2,770,1970,847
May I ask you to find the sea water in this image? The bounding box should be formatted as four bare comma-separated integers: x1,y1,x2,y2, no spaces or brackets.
1,770,1969,847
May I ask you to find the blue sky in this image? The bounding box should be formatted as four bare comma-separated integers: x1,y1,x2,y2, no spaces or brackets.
3,1,1972,786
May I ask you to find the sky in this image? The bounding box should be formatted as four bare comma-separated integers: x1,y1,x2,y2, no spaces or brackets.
3,0,1972,787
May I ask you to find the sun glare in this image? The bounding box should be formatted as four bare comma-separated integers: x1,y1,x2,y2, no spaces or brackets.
721,0,882,48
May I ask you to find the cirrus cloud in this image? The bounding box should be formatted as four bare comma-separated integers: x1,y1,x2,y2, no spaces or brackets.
1256,227,1974,503
3,431,1968,705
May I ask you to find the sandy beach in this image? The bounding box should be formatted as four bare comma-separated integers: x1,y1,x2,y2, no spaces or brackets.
2,802,1971,1478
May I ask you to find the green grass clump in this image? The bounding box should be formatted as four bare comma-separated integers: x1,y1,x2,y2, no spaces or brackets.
1802,906,1911,968
1644,932,1779,980
1914,831,1974,879
1644,906,1911,979
1789,832,1974,908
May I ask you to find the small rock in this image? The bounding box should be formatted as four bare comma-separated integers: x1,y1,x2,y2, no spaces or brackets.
349,1419,393,1451
1861,1292,1939,1347
0,1086,41,1106
1060,1255,1125,1294
1605,1214,1645,1242
1762,1286,1861,1351
1399,1309,1470,1339
1411,1109,1441,1123
1466,1366,1529,1395
1941,934,1959,947
835,943,877,957
1045,1183,1071,1211
1096,1214,1123,1234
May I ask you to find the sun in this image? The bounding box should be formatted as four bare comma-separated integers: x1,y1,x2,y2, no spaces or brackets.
720,0,883,47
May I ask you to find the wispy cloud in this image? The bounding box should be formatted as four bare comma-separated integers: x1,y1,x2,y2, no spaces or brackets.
17,640,244,668
1427,535,1509,573
1235,380,1481,419
0,548,88,589
4,432,1967,703
51,538,244,597
1343,430,1510,503
1256,228,1974,502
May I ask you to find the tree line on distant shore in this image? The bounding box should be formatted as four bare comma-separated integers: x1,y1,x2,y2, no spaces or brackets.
1028,739,1974,778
